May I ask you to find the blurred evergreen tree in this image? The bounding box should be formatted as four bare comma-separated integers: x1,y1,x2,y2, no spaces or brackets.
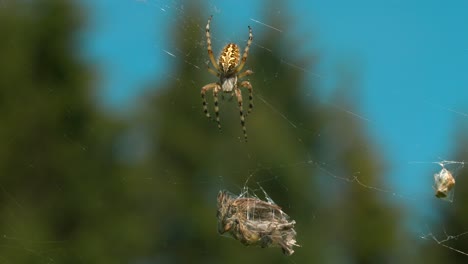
1,0,454,263
0,1,145,262
318,70,407,263
141,0,409,263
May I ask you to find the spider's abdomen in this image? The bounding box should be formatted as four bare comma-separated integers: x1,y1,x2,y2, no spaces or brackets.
219,43,240,73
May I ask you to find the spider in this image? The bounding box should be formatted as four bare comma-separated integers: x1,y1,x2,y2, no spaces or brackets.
201,15,254,141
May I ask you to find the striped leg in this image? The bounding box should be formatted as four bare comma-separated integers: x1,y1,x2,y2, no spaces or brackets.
201,83,218,119
240,81,253,114
234,25,253,73
206,15,219,70
238,69,253,79
213,88,221,131
207,65,219,77
234,89,247,141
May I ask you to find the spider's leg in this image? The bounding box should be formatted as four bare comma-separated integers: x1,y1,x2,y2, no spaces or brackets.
234,25,253,74
206,64,219,77
237,69,253,79
213,86,222,131
228,92,234,102
201,83,218,120
234,88,247,141
240,81,253,114
206,15,220,70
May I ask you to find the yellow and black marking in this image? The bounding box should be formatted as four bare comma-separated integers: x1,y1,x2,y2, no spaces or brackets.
213,90,221,130
201,83,219,120
219,43,240,74
236,26,253,73
202,94,210,118
206,15,219,70
240,80,254,115
235,89,248,141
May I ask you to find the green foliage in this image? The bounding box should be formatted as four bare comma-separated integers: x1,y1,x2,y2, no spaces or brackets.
1,0,466,263
0,1,144,262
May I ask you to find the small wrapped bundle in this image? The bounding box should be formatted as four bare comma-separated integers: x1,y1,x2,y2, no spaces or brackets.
434,167,455,199
217,189,299,255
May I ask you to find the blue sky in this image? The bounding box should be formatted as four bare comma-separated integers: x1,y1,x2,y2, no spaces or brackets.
82,0,468,219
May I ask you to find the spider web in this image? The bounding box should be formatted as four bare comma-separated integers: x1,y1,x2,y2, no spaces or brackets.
3,0,468,263
146,0,468,260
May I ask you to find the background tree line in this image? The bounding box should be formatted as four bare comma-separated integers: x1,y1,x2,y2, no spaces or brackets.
0,0,466,263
